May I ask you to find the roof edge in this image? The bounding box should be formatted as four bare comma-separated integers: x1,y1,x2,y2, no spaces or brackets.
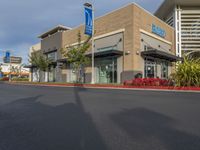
38,25,72,38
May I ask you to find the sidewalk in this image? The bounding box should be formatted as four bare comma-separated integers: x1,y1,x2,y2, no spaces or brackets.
6,81,200,93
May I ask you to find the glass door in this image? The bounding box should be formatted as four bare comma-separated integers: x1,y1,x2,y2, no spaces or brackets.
145,59,156,78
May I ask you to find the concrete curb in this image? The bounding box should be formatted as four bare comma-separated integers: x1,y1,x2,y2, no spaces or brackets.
6,82,200,93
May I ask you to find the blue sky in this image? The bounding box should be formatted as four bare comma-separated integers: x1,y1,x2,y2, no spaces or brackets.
0,0,163,63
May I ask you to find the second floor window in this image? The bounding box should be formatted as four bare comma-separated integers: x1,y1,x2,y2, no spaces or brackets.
47,52,57,61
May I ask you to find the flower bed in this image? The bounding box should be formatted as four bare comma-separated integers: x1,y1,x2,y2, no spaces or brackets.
7,81,200,91
0,77,9,81
124,78,171,86
12,78,29,82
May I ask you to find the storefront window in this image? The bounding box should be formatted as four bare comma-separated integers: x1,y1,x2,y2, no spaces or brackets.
96,57,117,84
48,67,56,82
47,52,57,61
161,62,168,79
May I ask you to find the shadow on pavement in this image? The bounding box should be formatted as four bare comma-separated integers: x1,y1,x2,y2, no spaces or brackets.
111,108,200,150
0,90,107,150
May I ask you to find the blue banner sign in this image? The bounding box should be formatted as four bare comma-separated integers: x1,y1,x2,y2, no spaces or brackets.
84,7,93,36
5,51,10,63
0,72,3,78
152,24,166,38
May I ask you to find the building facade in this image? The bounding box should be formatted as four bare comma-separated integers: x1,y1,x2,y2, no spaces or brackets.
30,3,180,84
29,43,42,82
155,0,200,57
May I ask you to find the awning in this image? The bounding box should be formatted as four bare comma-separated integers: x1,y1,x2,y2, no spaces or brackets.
86,50,123,58
24,65,37,68
57,58,67,63
141,50,182,62
43,49,57,54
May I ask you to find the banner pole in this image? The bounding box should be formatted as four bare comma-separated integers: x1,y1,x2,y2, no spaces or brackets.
91,5,95,84
84,3,95,84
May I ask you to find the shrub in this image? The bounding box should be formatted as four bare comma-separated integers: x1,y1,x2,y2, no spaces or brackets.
124,78,171,86
0,77,9,81
173,57,200,87
12,78,29,82
123,80,133,86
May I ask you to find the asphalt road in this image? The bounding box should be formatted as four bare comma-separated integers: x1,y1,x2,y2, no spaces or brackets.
0,83,200,150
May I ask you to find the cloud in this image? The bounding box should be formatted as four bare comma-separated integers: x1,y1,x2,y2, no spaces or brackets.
0,0,164,63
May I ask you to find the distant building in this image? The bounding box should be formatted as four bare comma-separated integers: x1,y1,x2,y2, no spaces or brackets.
0,55,29,78
155,0,200,57
0,63,29,77
3,56,22,64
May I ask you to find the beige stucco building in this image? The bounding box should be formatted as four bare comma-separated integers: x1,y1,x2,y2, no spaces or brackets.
29,3,180,83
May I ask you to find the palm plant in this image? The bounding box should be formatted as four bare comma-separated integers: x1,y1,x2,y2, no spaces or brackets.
173,57,200,87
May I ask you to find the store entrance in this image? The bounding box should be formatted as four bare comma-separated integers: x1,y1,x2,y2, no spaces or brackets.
145,60,156,78
144,58,169,79
96,57,117,84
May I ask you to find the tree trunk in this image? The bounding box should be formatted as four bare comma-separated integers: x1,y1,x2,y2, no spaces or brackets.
37,69,40,82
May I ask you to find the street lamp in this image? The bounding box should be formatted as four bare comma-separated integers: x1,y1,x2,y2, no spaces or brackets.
84,2,92,8
84,2,95,84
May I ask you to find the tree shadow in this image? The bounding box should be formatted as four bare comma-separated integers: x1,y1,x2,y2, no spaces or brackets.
0,93,107,150
111,108,200,150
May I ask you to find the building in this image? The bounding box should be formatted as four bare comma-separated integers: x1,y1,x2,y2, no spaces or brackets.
29,3,181,84
155,0,200,57
0,56,29,78
3,56,22,64
28,43,41,82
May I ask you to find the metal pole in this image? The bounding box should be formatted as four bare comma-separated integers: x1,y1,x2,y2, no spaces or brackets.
91,5,95,84
9,51,11,82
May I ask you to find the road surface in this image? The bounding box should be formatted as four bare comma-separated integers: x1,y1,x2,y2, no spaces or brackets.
0,83,200,150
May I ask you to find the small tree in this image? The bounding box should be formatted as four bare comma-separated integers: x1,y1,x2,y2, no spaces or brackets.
29,50,50,82
62,31,91,83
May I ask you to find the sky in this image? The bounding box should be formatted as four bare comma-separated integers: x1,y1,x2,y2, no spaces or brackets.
0,0,164,64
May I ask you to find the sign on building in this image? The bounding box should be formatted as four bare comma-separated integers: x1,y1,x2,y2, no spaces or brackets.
5,51,10,63
152,24,166,38
3,56,22,64
0,72,3,78
84,7,93,36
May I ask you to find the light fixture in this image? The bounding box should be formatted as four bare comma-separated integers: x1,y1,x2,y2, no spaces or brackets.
84,2,92,8
125,51,130,55
136,51,140,55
